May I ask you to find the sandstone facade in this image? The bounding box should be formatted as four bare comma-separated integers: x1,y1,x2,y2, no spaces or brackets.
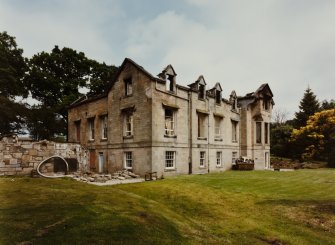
0,135,88,176
68,58,274,177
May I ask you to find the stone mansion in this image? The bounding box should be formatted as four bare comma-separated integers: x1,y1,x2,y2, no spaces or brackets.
68,58,274,177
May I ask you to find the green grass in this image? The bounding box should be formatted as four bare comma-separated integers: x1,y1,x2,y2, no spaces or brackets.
0,169,334,244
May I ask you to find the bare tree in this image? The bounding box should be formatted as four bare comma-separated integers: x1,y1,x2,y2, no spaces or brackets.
272,108,290,124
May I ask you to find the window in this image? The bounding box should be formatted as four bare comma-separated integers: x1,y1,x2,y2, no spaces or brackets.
165,151,175,169
263,99,270,110
101,115,108,139
216,152,222,167
88,118,95,140
124,78,133,96
265,122,269,144
166,75,174,92
215,90,221,104
75,121,80,142
214,116,222,139
256,122,262,144
165,109,175,136
232,120,238,142
124,152,132,169
232,99,237,110
198,114,207,138
200,151,205,167
232,151,237,164
198,84,205,100
124,112,133,136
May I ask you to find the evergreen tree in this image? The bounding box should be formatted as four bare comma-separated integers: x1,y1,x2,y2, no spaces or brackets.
293,87,320,128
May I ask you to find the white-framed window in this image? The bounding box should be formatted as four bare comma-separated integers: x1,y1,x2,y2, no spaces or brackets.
198,114,207,138
232,120,238,142
165,151,175,169
256,121,262,144
265,122,269,144
216,152,222,167
124,151,132,169
125,78,133,96
88,118,95,140
200,151,206,167
232,151,238,164
214,116,222,139
124,113,133,136
165,109,175,136
101,115,108,139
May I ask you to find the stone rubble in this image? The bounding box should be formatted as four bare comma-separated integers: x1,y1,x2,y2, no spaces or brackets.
71,169,141,183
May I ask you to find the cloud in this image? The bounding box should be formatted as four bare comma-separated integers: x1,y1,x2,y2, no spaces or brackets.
1,0,335,118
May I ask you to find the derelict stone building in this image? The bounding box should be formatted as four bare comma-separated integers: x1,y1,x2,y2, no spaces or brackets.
68,58,273,177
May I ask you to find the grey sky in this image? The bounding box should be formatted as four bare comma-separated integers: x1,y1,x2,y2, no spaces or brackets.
1,0,335,118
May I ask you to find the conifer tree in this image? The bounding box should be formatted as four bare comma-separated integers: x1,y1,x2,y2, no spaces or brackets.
294,87,320,128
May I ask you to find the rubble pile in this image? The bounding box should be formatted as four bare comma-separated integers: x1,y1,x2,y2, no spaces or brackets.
73,169,140,183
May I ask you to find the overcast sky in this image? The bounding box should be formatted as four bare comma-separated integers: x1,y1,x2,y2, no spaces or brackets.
1,0,335,118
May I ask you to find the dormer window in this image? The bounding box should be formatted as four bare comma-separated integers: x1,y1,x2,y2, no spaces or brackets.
166,74,174,92
198,84,205,100
124,78,133,96
215,90,221,104
263,99,270,110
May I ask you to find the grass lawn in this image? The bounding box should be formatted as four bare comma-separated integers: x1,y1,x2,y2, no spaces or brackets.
0,169,334,244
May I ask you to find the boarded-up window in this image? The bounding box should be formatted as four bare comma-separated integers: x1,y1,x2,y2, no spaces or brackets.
232,120,238,142
198,114,207,138
214,116,222,139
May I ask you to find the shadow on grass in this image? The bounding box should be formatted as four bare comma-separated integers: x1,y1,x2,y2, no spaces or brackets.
0,202,185,245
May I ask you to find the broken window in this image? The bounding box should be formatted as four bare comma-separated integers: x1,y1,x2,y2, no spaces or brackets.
101,115,108,139
216,152,222,167
198,113,207,138
166,74,174,92
124,112,133,137
214,116,222,139
124,152,132,169
263,99,270,110
198,84,205,100
200,151,205,167
75,120,81,142
165,109,175,136
88,118,95,140
232,151,238,164
165,151,175,169
265,122,269,144
256,122,262,144
124,78,133,96
215,90,221,104
231,120,238,142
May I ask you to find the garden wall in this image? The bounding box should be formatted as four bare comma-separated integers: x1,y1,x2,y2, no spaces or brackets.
0,135,89,176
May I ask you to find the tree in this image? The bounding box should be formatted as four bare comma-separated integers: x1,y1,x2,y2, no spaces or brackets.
291,109,335,167
272,108,290,124
321,99,335,110
293,87,320,129
25,46,118,139
0,31,28,136
271,123,294,158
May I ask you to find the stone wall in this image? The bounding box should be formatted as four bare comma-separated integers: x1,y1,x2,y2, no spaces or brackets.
0,135,89,176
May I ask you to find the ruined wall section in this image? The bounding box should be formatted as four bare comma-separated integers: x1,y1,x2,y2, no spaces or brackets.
0,135,89,176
